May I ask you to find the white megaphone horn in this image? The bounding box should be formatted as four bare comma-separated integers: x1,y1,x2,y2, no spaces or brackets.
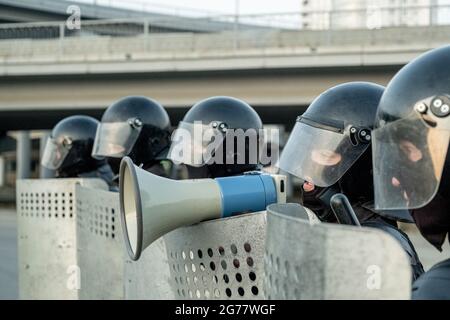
119,156,286,260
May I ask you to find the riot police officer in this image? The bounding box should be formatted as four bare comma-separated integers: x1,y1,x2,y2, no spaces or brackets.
41,115,115,188
92,96,172,177
167,96,264,178
370,45,450,299
278,82,424,280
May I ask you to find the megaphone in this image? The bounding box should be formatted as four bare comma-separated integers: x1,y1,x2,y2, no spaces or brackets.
119,157,286,260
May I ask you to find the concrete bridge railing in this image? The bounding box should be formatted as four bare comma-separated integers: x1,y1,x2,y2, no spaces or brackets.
0,25,449,64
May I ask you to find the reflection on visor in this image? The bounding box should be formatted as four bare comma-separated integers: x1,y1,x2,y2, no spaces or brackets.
168,121,225,167
92,121,141,158
373,114,450,210
277,121,369,187
41,138,71,170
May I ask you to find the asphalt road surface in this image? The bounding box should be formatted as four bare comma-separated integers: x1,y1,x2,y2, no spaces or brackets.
0,207,18,300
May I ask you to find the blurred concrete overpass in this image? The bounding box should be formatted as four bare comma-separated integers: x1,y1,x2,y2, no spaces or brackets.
0,0,251,33
1,24,449,130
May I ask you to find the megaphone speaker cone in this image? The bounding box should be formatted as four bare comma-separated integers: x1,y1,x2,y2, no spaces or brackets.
120,156,143,260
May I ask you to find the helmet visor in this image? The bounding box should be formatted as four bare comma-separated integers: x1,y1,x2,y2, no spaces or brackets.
92,121,142,159
278,121,370,187
41,137,71,170
372,114,449,210
168,121,226,167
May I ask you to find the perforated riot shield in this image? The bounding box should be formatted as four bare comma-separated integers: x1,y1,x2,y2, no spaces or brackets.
264,203,411,299
124,238,174,299
163,213,267,300
75,185,125,299
16,178,108,300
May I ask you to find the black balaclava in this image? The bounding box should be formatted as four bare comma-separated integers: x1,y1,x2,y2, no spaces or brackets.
411,151,450,251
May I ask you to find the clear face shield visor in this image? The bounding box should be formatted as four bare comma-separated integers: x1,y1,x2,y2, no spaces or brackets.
168,121,264,167
167,121,228,167
92,118,143,159
277,117,371,187
372,95,450,210
41,137,72,170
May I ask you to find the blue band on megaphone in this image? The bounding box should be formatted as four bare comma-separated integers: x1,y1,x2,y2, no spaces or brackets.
216,174,277,218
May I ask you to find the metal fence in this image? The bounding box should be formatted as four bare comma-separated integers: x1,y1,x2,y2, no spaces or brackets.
1,4,450,40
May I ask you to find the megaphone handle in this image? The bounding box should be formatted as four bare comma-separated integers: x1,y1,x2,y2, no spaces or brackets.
330,193,361,226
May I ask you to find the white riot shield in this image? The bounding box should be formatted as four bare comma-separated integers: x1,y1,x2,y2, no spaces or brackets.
16,178,108,300
162,213,267,300
124,238,174,300
264,203,412,300
75,186,125,299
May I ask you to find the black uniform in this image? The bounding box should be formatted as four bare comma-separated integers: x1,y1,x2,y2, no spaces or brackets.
412,259,450,299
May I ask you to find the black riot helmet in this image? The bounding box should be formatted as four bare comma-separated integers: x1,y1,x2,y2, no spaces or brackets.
371,46,450,249
279,82,383,188
41,115,105,177
168,96,264,178
278,82,414,222
92,96,171,171
372,45,450,211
